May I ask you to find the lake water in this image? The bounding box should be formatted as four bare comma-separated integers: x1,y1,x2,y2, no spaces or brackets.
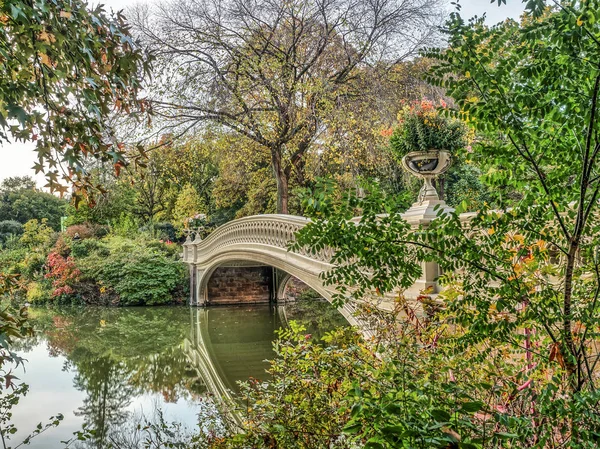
8,302,346,448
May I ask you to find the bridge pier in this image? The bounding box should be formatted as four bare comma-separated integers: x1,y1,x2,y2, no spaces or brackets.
401,197,453,299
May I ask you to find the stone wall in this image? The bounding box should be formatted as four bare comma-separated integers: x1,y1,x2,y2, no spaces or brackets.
206,266,273,304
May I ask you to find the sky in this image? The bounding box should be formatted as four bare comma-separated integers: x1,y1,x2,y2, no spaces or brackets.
0,0,526,187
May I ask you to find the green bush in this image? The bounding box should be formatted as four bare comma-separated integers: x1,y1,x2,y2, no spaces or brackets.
0,226,186,306
20,253,46,278
70,239,105,258
74,235,186,306
97,252,185,305
153,222,177,241
0,220,23,244
0,247,28,276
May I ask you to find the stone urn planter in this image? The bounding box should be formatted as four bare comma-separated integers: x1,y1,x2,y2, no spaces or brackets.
401,150,451,204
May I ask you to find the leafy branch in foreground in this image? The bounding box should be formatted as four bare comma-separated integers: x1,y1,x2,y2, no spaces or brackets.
1,0,151,200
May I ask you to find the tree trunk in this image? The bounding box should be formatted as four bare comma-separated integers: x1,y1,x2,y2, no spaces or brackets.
272,150,289,214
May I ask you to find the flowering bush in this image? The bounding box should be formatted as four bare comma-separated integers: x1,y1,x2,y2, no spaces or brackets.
389,99,467,158
45,251,81,297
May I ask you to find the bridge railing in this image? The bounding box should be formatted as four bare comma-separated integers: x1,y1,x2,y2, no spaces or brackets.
183,214,334,264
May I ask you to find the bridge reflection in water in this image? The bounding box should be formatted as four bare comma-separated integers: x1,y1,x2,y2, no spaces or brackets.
183,306,284,423
183,302,345,423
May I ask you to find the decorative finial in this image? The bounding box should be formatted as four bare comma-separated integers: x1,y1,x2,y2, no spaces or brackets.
193,226,204,243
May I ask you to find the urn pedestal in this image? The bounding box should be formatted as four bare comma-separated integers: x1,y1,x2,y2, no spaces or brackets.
400,150,453,299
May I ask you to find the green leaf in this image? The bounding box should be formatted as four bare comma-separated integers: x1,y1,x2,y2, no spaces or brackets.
460,401,484,413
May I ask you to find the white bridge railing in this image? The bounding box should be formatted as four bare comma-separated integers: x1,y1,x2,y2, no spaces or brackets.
182,214,334,265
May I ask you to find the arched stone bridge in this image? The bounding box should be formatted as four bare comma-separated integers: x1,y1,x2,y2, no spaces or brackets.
182,201,448,327
182,214,365,327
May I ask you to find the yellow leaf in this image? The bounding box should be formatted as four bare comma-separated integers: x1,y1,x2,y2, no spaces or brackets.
465,71,471,78
577,16,584,26
60,10,72,19
38,30,56,43
39,52,52,67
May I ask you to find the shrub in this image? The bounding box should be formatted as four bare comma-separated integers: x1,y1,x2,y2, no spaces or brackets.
96,252,185,305
45,251,81,298
73,236,186,305
70,239,104,258
0,220,23,244
153,222,178,241
21,253,46,278
25,281,52,303
146,239,181,258
19,219,55,250
65,223,107,240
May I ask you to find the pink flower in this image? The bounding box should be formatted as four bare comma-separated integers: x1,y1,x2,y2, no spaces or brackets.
495,405,507,413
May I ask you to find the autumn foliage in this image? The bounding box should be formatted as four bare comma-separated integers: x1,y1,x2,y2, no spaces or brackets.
45,251,81,297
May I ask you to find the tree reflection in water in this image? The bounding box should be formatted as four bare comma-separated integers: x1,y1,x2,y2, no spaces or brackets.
72,352,135,447
16,300,347,447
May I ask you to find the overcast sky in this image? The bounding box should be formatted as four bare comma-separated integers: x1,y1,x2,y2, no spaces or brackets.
0,0,526,187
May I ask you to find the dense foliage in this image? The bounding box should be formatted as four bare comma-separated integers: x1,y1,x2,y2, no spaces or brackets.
0,176,66,231
269,1,600,447
5,0,600,447
0,221,186,306
133,0,444,213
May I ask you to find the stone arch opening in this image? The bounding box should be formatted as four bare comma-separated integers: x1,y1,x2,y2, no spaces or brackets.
204,263,274,305
193,257,363,330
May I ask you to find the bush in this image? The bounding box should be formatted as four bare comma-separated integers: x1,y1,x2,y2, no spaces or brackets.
153,222,177,241
65,223,107,240
20,253,46,278
25,281,52,303
95,251,185,305
0,247,28,276
146,239,181,258
45,252,81,298
0,220,23,244
74,236,186,305
19,219,55,250
70,239,104,258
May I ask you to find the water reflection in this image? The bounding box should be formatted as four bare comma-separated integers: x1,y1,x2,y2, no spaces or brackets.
9,302,346,448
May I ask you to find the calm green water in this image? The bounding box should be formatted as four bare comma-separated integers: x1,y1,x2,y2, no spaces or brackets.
9,302,347,448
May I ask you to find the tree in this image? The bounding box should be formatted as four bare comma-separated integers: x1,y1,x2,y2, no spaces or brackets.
212,133,279,218
132,0,443,213
0,177,66,230
156,137,219,212
1,0,149,198
172,184,206,230
292,0,600,444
